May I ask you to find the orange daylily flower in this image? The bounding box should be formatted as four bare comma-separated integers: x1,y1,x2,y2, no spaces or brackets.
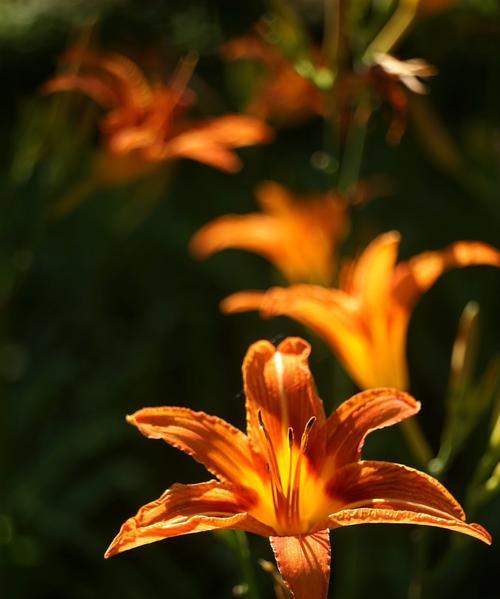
189,181,348,285
418,0,459,15
222,34,326,125
44,48,273,174
105,338,491,599
222,232,500,390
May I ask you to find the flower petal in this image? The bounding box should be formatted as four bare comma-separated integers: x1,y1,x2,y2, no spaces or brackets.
323,388,420,468
328,508,491,545
127,407,264,488
242,337,325,456
105,480,273,557
189,214,287,263
327,461,464,520
392,241,500,309
270,529,331,599
222,286,377,389
351,231,401,310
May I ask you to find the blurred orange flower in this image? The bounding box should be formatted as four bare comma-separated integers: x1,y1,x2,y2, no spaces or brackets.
419,0,459,15
105,338,490,599
44,48,273,173
189,181,348,285
222,34,326,125
222,233,500,390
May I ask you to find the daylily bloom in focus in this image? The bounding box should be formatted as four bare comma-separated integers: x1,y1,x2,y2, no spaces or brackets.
44,48,273,174
105,338,491,599
222,34,326,126
222,232,500,390
189,181,348,285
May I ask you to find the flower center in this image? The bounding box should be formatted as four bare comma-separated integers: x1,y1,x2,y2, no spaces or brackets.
256,410,320,535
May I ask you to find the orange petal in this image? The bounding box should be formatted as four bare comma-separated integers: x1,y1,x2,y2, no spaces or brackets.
392,241,500,309
323,388,420,467
352,231,401,309
43,74,120,108
62,48,153,112
328,508,491,545
242,337,325,455
189,214,286,263
222,286,376,389
190,115,274,147
270,530,331,599
327,461,464,520
127,407,264,488
105,480,273,557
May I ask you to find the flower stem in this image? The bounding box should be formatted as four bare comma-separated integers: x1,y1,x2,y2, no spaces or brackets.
400,419,434,471
232,531,261,599
363,0,419,60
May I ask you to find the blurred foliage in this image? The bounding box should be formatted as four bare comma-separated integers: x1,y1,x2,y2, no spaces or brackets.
0,1,499,598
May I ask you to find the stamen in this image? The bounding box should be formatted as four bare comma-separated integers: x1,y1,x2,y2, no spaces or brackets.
287,427,294,449
257,409,284,498
300,416,317,452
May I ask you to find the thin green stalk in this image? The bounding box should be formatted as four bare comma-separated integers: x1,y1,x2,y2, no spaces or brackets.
337,95,369,194
233,531,261,599
400,419,434,472
363,0,419,60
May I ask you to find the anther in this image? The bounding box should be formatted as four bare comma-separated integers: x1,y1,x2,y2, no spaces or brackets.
287,427,294,449
300,416,317,452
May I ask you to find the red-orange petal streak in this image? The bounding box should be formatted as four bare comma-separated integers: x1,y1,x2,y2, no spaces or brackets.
242,337,325,455
270,529,331,599
328,508,491,545
324,388,420,467
328,461,464,520
127,407,262,487
105,480,272,558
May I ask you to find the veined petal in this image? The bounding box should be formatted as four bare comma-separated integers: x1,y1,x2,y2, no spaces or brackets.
222,286,375,390
392,241,500,309
189,214,287,264
328,508,491,545
242,338,325,454
127,407,264,488
270,529,331,599
327,461,464,520
323,388,420,467
105,480,273,557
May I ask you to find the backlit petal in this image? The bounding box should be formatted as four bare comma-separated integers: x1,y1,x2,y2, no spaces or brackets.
328,508,491,545
242,338,325,455
323,388,420,467
105,480,273,557
352,231,401,310
189,214,287,263
327,461,464,520
222,286,375,389
270,529,331,599
127,407,264,488
392,241,500,309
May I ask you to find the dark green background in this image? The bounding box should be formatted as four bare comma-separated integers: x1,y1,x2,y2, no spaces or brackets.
1,1,499,597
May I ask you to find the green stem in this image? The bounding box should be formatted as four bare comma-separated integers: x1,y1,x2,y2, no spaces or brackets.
400,419,434,472
337,95,369,194
363,0,419,61
233,531,260,599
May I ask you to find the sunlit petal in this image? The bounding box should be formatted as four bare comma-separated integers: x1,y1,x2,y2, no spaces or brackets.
242,337,325,456
392,241,500,310
105,480,272,557
270,529,331,599
328,508,491,545
323,388,420,467
328,461,464,520
127,407,264,488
